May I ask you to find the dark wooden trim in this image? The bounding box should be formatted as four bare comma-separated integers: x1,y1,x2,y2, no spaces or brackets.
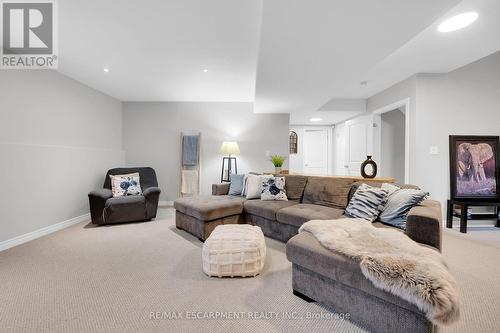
220,156,237,182
496,206,500,228
446,200,453,229
460,203,468,233
447,199,500,233
293,290,315,303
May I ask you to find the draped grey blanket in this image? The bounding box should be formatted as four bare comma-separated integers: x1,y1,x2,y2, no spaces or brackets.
182,135,199,166
299,218,460,325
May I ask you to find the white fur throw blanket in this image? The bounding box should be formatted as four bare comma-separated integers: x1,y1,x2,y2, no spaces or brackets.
299,218,460,325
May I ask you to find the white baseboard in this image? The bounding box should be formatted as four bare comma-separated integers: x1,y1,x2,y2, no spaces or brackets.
158,200,174,207
0,213,90,252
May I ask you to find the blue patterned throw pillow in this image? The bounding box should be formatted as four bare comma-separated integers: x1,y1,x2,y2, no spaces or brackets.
345,183,388,221
261,176,288,201
110,173,142,197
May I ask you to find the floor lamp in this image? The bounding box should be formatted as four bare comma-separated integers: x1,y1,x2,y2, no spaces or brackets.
219,141,240,182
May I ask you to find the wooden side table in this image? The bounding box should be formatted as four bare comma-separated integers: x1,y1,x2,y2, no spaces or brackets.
446,199,500,233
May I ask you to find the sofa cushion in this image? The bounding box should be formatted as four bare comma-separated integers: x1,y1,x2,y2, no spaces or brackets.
244,199,298,220
276,204,344,228
284,175,308,201
302,176,356,209
174,195,245,221
286,232,421,312
106,195,145,207
104,195,147,223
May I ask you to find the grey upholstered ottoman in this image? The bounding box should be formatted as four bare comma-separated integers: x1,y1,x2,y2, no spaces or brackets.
174,195,246,241
286,232,437,333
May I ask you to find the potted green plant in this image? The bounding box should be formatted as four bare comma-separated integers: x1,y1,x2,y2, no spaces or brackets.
270,155,286,174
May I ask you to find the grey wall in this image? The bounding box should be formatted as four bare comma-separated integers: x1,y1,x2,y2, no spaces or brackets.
414,51,500,211
0,70,124,243
380,110,405,183
365,50,500,211
367,75,417,181
122,102,290,201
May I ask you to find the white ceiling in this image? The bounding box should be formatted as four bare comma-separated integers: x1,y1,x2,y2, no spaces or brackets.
58,0,263,102
329,0,500,100
254,0,460,115
57,0,500,125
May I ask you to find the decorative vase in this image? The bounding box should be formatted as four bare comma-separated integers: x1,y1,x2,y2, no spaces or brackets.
360,155,377,179
275,167,282,174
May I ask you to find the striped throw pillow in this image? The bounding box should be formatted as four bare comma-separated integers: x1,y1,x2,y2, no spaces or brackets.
379,188,429,229
345,183,388,221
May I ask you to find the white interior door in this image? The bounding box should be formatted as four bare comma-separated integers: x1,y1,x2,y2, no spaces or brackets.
345,115,373,176
303,129,328,175
333,124,347,175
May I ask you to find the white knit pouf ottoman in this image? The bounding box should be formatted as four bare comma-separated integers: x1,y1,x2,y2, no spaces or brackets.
202,224,266,277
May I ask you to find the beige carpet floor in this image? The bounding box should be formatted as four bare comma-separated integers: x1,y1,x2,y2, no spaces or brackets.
1,209,499,333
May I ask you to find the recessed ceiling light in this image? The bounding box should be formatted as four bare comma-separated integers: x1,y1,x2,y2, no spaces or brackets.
203,69,208,73
438,12,478,33
310,118,322,122
103,67,110,73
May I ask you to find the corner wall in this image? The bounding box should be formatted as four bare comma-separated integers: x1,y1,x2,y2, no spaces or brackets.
380,110,405,183
122,102,289,201
367,75,417,182
0,70,124,245
414,51,500,211
366,51,500,210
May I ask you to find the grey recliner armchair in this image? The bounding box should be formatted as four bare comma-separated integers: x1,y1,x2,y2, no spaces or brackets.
88,167,161,225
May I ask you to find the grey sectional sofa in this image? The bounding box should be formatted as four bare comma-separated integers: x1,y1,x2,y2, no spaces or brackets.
174,175,441,250
287,231,439,333
174,174,443,333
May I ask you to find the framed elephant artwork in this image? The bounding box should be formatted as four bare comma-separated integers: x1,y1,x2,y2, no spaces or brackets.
449,135,500,202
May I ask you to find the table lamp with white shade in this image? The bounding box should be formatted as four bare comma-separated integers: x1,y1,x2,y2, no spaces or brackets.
219,141,240,182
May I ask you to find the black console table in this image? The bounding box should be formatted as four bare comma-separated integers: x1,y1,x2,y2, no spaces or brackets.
446,200,500,233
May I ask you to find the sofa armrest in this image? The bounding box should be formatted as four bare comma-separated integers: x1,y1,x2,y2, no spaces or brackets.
212,183,230,195
143,187,161,219
143,186,161,198
405,199,442,251
88,188,113,224
89,188,113,200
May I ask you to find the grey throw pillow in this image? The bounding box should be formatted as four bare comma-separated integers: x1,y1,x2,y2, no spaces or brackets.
345,183,388,221
241,172,261,197
379,188,429,229
228,174,245,196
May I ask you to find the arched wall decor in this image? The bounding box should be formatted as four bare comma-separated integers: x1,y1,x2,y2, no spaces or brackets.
289,131,298,154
